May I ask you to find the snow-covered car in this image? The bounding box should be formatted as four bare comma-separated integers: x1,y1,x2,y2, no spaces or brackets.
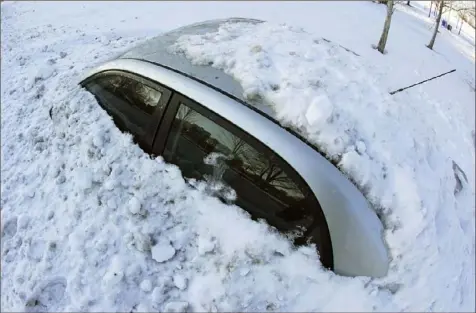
80,18,389,278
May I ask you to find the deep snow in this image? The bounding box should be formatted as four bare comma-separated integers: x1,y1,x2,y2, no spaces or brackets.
1,1,475,312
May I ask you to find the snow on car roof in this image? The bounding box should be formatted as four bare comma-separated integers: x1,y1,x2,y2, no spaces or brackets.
120,19,257,101
119,18,278,119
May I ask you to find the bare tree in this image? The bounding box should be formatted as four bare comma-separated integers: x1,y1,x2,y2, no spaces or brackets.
447,1,453,25
428,1,433,17
458,18,464,34
455,15,464,35
454,1,476,34
221,133,249,160
427,0,474,49
176,105,198,123
427,0,445,50
376,0,395,54
229,136,247,157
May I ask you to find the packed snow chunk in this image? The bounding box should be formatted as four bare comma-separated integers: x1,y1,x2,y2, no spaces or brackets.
102,255,125,289
104,179,116,191
173,274,187,290
32,64,56,84
75,169,93,191
140,279,153,293
151,241,176,263
197,236,215,255
92,132,104,148
151,286,165,304
305,94,334,126
17,215,30,230
128,196,141,215
106,198,117,209
356,140,367,155
103,269,124,288
164,301,189,313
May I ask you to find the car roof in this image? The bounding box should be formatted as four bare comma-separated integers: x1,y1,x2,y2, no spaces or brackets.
119,18,277,118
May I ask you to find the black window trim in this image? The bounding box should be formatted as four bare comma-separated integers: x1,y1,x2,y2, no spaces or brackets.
156,92,334,270
80,69,173,151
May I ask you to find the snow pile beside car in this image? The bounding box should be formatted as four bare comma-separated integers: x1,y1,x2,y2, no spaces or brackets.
170,21,476,310
0,13,402,313
1,3,474,311
0,54,398,312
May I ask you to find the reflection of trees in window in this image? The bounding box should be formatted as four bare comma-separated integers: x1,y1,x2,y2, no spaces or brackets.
99,75,161,114
218,131,248,168
105,76,141,105
241,151,304,201
169,105,200,157
171,104,303,204
228,136,248,158
139,85,162,108
217,133,304,204
176,105,198,123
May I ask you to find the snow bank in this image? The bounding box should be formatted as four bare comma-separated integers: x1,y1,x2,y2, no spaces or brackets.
0,83,392,312
1,2,474,312
0,7,395,312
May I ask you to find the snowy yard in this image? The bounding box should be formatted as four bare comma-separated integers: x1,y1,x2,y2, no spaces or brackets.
1,1,475,312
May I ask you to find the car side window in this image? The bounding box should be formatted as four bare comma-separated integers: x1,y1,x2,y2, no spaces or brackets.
162,100,332,265
84,72,170,148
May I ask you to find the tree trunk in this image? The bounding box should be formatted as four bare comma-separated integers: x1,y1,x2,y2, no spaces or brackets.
429,1,432,17
407,1,410,5
447,1,452,24
427,0,444,50
459,20,463,35
377,0,394,54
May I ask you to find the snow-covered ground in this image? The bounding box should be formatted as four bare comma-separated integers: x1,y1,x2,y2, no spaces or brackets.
1,1,474,312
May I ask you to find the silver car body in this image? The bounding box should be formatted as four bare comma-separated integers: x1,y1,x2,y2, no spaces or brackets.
83,18,389,278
